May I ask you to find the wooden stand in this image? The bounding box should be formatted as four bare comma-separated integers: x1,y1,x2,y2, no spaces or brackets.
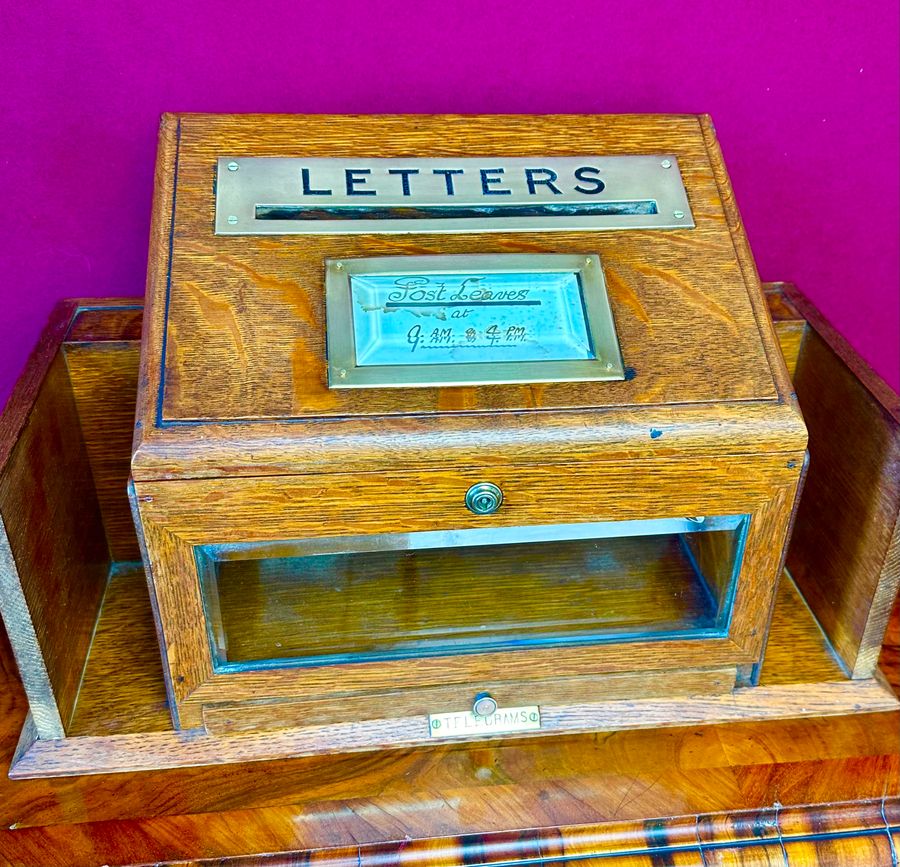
0,285,897,865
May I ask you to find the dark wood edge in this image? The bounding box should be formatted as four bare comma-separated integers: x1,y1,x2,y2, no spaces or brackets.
126,797,900,866
131,114,180,471
62,297,142,307
64,298,144,343
763,284,805,321
0,300,78,471
0,532,66,739
780,282,900,422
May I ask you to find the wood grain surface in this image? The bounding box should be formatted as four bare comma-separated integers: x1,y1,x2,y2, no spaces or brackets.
65,304,143,343
64,342,142,561
156,114,777,419
0,305,110,739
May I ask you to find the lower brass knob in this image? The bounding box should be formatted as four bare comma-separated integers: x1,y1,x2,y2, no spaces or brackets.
472,692,498,717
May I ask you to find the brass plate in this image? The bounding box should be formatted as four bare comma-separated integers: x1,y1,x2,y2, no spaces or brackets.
324,253,625,389
428,706,542,738
215,155,695,234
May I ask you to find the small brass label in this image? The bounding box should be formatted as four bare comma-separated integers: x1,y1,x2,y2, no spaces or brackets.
428,705,541,738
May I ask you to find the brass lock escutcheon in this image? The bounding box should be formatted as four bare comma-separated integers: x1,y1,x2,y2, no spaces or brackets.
465,482,503,515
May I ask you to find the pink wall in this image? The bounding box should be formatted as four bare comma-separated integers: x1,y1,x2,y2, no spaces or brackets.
2,1,897,405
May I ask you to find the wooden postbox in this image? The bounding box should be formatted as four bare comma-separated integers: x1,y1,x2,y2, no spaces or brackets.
130,113,808,738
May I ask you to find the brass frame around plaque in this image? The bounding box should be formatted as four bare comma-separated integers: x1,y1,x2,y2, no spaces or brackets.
324,253,625,389
215,155,696,235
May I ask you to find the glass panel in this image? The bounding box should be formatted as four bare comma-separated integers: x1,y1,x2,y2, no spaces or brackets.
349,271,595,366
196,515,749,673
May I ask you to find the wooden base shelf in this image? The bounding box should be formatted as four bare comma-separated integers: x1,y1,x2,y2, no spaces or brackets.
9,563,897,778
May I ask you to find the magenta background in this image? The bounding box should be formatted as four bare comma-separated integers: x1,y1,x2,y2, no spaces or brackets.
2,1,898,404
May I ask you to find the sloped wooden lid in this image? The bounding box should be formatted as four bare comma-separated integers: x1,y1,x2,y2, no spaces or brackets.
134,114,801,479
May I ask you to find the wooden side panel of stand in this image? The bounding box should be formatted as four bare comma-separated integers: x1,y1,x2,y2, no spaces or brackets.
779,284,900,678
0,302,110,738
64,340,142,562
62,303,142,562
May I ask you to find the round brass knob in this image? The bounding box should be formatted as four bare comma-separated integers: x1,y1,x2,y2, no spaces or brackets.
465,482,503,515
472,692,498,717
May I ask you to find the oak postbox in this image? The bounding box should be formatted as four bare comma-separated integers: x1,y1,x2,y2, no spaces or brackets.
130,114,807,737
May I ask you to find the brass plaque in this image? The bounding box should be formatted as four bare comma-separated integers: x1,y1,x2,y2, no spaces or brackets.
428,706,542,738
325,253,624,389
215,155,694,234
